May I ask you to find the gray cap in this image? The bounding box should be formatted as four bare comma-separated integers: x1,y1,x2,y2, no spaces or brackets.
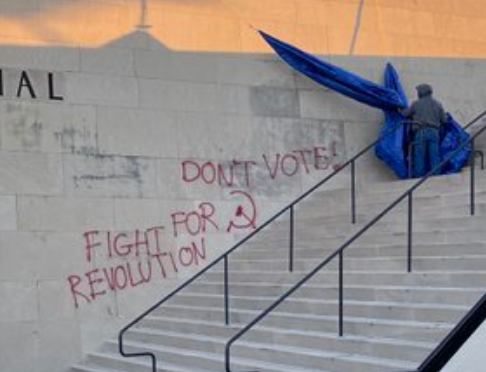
416,84,433,98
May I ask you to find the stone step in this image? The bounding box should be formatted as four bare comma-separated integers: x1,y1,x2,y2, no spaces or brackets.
310,169,485,201
310,181,486,207
86,346,332,372
84,347,376,372
295,192,486,221
187,281,484,306
274,192,486,224
258,214,486,239
246,228,486,249
267,213,486,238
302,191,486,219
72,363,129,372
104,338,417,372
84,351,214,372
214,254,486,273
103,341,224,372
157,299,467,324
305,170,486,197
71,168,486,372
142,314,453,343
358,169,486,195
233,242,486,260
293,162,486,218
126,326,434,364
201,269,486,288
294,205,486,228
228,341,417,372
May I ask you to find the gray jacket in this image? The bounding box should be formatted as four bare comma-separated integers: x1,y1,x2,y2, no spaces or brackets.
401,84,447,129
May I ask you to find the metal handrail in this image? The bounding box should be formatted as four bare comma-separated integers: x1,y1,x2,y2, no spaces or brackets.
395,289,486,372
464,110,486,130
414,112,486,372
117,119,408,370
417,291,486,372
225,110,486,372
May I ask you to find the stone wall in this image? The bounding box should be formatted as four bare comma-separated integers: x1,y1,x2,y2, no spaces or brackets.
1,1,486,372
0,32,350,372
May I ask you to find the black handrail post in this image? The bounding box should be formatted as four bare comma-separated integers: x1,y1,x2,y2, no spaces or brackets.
351,160,357,224
407,192,413,273
289,205,294,272
470,139,476,216
150,355,156,372
224,255,230,325
338,250,344,337
225,344,231,372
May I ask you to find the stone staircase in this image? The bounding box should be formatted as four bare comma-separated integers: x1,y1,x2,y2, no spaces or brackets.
72,168,486,372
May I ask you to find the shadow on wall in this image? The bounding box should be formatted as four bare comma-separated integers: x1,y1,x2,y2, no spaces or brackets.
0,0,371,55
0,0,194,16
4,0,486,57
0,0,263,52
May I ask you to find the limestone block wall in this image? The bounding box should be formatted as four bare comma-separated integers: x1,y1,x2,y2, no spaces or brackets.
0,32,353,372
1,1,486,372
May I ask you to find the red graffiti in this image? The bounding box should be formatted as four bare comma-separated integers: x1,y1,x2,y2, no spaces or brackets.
178,241,206,267
263,145,338,180
68,139,341,310
83,226,165,262
226,190,257,233
170,192,258,236
182,160,257,187
68,236,207,309
182,144,340,188
171,202,219,237
68,190,258,309
68,143,341,310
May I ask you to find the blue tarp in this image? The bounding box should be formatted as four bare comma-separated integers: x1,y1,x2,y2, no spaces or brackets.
259,30,471,179
259,31,407,111
441,114,472,174
375,64,409,178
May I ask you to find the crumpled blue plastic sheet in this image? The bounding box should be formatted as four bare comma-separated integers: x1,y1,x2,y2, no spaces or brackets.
441,114,472,175
259,31,407,111
375,64,409,179
260,31,471,179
